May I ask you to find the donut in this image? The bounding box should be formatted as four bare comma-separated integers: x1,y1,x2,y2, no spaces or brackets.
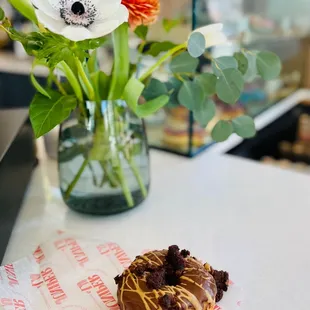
114,245,229,310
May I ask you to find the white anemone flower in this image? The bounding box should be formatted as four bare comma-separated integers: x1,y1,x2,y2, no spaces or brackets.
31,0,129,41
192,23,228,48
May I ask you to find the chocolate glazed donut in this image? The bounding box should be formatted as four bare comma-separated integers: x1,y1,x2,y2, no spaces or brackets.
115,246,229,310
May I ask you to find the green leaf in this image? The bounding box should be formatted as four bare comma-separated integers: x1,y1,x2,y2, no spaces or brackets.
162,18,181,32
243,53,257,82
30,90,77,138
194,73,217,96
232,115,256,138
170,52,199,74
166,77,183,92
98,71,110,100
142,78,168,101
0,7,5,21
122,77,145,112
134,25,148,40
166,77,183,107
187,32,206,58
211,120,233,142
33,32,88,68
216,68,244,105
8,0,37,24
167,92,179,108
77,37,108,50
193,99,216,127
256,51,282,80
57,61,83,102
212,56,238,76
3,24,27,45
136,95,169,117
87,50,98,74
90,71,110,102
129,63,137,77
145,41,177,57
178,80,204,110
30,60,50,99
234,52,248,75
30,73,50,99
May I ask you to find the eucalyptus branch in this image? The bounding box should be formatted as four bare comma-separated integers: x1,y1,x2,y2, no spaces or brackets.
139,42,187,82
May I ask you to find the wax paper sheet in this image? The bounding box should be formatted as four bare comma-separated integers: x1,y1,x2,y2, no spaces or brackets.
0,232,243,309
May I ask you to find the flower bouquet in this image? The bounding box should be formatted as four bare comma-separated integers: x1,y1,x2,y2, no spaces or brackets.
0,0,281,214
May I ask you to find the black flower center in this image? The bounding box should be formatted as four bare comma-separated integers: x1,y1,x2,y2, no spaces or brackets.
71,2,85,15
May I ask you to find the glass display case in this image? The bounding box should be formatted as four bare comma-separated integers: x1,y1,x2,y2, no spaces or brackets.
144,0,310,157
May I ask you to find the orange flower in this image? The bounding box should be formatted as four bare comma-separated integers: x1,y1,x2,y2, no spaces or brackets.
121,0,160,29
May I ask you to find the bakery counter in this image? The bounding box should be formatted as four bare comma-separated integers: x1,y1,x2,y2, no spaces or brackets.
3,137,310,309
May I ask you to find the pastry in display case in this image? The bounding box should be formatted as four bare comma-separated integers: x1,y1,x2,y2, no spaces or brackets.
228,103,310,175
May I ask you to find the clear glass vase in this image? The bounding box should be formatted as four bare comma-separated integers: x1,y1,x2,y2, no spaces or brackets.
58,100,150,215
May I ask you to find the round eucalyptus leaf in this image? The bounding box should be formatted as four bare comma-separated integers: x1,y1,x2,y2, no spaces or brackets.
193,99,216,127
142,78,168,101
170,52,199,73
211,120,233,142
256,51,282,80
216,68,244,105
187,32,206,58
234,52,248,75
244,53,257,82
194,73,217,96
177,81,204,111
212,56,238,76
232,115,256,138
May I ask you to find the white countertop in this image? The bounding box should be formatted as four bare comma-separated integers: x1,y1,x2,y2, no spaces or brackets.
3,145,310,309
2,89,310,309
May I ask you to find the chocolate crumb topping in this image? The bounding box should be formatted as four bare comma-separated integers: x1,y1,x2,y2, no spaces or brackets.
159,294,177,309
167,245,185,270
165,264,180,286
180,249,190,258
114,274,122,285
146,267,166,290
132,265,146,276
215,289,224,303
210,269,229,302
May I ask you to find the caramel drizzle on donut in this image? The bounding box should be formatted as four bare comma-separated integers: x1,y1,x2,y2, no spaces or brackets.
117,251,216,310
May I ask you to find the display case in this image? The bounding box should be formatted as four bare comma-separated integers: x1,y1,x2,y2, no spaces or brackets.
144,0,310,157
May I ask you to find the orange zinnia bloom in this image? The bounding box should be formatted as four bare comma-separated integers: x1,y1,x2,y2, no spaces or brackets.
121,0,160,29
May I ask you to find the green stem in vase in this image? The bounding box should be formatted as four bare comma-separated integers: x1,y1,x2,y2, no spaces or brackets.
106,23,135,207
64,157,88,200
128,157,148,198
114,164,134,207
99,161,119,188
87,160,98,186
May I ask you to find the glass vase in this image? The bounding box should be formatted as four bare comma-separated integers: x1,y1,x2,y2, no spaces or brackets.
58,100,150,215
